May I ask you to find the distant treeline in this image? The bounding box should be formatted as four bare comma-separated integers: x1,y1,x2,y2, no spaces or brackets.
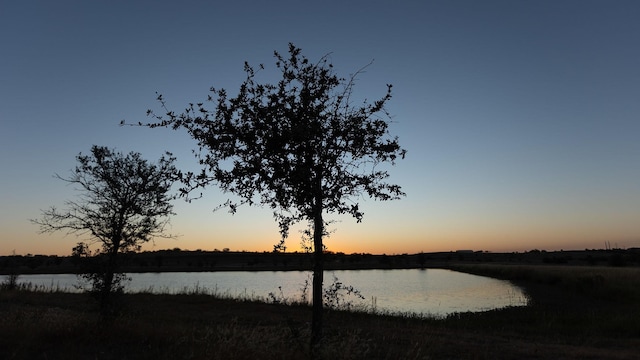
1,248,639,275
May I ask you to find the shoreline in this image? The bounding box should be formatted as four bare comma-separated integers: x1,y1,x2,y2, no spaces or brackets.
2,248,639,275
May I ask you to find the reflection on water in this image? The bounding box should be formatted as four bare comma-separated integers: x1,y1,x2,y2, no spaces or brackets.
17,269,528,317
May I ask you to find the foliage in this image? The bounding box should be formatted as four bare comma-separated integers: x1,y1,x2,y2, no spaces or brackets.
267,273,365,312
71,242,131,297
0,274,19,291
0,252,20,291
322,274,365,311
145,43,405,235
32,145,176,314
141,43,406,347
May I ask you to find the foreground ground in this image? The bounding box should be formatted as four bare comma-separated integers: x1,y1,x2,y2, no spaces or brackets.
1,264,639,359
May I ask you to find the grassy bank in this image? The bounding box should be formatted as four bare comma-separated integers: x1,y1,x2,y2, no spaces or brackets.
1,265,639,359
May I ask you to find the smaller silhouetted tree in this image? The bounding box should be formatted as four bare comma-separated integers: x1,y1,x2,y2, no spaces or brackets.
33,145,176,315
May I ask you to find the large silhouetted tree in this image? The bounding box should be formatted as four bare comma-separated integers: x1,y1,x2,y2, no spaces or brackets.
33,145,176,315
143,43,406,348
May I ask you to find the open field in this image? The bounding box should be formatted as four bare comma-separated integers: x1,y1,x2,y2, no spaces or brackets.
1,264,639,359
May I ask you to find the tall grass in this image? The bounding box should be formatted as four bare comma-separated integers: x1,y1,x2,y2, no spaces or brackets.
0,289,428,359
442,264,640,341
449,264,640,302
0,279,72,293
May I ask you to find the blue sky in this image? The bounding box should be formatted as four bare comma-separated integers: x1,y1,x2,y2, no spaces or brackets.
1,0,639,256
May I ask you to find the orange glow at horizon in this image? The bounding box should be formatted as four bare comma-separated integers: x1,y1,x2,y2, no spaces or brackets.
6,223,639,257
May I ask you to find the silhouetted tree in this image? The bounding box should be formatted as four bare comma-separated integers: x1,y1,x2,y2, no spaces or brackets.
142,43,406,349
33,145,176,315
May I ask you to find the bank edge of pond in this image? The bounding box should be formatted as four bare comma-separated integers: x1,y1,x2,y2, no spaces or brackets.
447,263,640,305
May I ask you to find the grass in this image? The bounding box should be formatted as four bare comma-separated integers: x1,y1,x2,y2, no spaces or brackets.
448,264,640,302
1,265,639,359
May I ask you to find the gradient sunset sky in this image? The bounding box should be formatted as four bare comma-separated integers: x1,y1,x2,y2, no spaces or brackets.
1,0,639,256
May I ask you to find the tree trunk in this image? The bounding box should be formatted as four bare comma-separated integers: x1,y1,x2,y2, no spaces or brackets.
310,173,324,351
100,242,119,317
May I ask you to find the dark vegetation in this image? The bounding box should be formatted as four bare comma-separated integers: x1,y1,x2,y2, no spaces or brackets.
2,248,639,275
1,263,639,359
30,146,176,316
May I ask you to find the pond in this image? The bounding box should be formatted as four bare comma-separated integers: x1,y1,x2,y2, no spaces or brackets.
16,268,528,317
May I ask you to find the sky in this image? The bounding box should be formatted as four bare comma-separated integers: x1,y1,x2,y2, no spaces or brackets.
1,0,639,256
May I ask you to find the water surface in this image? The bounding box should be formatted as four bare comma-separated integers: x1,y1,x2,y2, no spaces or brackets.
17,269,528,317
